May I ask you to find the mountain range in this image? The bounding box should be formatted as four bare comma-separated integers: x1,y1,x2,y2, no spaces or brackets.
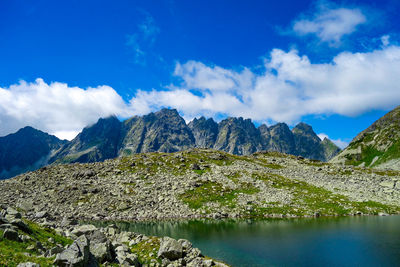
0,108,340,179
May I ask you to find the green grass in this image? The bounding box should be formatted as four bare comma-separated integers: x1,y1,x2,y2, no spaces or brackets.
130,237,161,265
249,172,400,217
0,220,72,266
179,181,259,210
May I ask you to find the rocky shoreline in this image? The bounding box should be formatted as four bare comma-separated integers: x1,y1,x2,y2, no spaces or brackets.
0,205,229,266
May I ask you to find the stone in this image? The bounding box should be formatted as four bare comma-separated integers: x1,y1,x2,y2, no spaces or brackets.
47,246,64,257
17,263,40,267
88,230,108,244
158,236,183,261
11,219,32,233
380,181,395,188
71,224,97,238
35,211,49,219
3,228,21,242
17,200,34,212
54,235,93,266
90,241,113,263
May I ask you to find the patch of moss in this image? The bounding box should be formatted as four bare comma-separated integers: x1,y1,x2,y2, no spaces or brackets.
130,237,161,265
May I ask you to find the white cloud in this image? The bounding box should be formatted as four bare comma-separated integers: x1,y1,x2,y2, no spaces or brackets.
127,45,400,125
292,3,366,45
2,46,400,143
0,79,132,140
318,133,348,149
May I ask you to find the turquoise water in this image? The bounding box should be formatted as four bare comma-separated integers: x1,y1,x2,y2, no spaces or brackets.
105,216,400,266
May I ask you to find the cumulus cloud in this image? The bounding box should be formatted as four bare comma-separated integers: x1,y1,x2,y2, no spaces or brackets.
128,45,400,124
0,79,132,140
292,2,366,45
318,133,348,149
2,46,400,142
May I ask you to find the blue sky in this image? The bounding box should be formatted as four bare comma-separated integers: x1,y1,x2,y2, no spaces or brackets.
1,0,400,147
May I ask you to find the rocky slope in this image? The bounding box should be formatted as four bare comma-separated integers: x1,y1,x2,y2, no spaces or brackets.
0,206,227,266
331,105,400,170
1,149,398,224
0,127,66,179
50,116,122,164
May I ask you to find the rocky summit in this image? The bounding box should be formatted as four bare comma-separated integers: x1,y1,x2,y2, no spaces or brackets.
51,108,340,165
331,105,400,170
0,127,67,180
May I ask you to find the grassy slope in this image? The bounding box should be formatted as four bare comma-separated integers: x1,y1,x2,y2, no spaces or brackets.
118,149,400,217
0,220,72,266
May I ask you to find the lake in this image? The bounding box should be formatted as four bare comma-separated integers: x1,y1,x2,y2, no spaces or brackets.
103,216,400,266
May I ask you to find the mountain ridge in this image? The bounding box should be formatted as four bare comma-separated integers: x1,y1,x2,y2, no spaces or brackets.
0,108,341,178
331,105,400,170
0,126,67,179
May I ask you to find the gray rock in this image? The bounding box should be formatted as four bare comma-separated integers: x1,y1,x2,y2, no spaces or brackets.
17,262,40,267
3,228,21,242
70,224,97,238
35,211,49,219
17,200,34,212
54,235,93,266
90,241,113,263
47,246,65,257
11,219,31,233
158,236,183,260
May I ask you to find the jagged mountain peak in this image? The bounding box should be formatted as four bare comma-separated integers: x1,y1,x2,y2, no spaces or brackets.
1,109,342,179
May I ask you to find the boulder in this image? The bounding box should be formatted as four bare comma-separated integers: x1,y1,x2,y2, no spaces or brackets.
70,224,97,238
157,236,183,260
3,228,21,242
35,211,49,219
17,263,40,267
90,241,113,263
54,235,95,266
11,219,32,233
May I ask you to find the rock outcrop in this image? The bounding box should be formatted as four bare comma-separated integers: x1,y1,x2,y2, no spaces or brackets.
331,105,400,169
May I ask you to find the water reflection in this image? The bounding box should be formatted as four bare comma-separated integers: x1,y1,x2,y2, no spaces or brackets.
93,216,400,266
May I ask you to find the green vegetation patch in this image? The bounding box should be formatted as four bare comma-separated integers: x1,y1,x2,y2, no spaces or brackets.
252,172,400,216
130,236,161,265
179,181,259,210
0,220,72,266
